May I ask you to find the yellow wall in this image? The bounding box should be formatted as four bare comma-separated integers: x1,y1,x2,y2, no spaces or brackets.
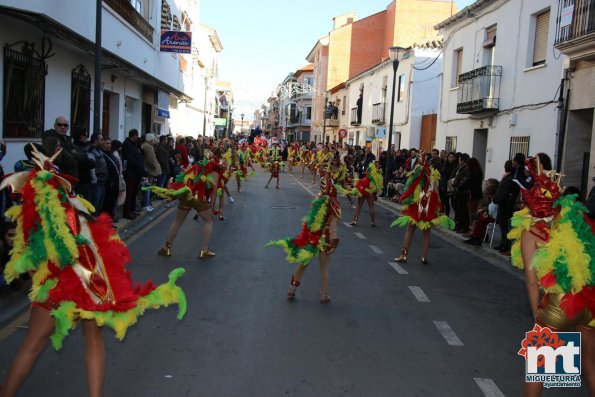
327,23,353,91
392,0,456,47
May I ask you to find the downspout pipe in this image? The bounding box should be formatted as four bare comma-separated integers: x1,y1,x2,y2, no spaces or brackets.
556,72,570,172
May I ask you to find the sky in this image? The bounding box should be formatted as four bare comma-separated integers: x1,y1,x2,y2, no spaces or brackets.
200,0,476,121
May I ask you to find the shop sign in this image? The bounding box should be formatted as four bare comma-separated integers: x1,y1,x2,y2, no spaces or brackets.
160,30,192,54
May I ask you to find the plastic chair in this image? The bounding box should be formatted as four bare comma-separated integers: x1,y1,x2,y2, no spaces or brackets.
484,222,496,248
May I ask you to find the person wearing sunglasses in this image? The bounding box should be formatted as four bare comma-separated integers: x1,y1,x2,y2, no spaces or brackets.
41,116,86,188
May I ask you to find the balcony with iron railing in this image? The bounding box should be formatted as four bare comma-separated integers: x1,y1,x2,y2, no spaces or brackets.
554,0,595,56
350,107,360,126
104,0,154,42
456,65,502,114
372,103,385,124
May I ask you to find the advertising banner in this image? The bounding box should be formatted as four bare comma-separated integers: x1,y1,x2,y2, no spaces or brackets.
160,30,192,54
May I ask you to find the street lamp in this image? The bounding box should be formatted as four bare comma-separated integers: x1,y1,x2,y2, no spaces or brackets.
240,113,245,134
384,46,407,196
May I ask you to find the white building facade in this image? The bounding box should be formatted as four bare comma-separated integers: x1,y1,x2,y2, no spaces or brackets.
346,45,443,155
0,0,216,168
435,0,564,180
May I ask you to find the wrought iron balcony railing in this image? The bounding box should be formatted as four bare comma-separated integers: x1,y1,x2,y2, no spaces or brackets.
456,65,502,114
104,0,154,42
350,107,360,125
372,103,385,124
555,0,595,45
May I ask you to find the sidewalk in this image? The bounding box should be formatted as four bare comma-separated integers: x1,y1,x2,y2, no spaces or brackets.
375,196,524,279
0,198,174,328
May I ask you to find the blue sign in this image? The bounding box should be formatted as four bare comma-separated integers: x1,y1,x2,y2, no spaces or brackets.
157,108,170,118
160,30,192,54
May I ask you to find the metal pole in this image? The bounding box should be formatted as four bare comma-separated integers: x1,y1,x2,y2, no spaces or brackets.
93,0,102,134
384,59,399,196
322,96,327,145
202,74,208,136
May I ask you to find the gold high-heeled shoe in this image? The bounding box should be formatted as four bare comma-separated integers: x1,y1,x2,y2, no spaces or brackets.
287,275,300,301
394,248,408,263
199,249,216,258
157,242,172,257
421,257,429,265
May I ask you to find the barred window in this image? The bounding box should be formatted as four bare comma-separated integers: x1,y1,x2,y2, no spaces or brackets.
445,136,457,153
509,136,530,159
173,15,181,31
71,65,91,136
3,46,46,139
161,0,172,30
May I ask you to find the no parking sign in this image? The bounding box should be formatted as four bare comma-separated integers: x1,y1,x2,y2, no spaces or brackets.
338,129,347,139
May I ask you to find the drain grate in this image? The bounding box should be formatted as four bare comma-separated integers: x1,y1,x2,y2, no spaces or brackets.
268,205,296,209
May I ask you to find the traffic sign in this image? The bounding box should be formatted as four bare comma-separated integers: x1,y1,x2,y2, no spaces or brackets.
338,129,347,139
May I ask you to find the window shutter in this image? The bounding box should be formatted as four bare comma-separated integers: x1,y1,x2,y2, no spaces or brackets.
454,49,463,86
533,10,550,65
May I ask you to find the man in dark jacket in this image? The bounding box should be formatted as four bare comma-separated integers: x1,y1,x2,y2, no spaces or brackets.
452,153,470,233
492,160,520,255
101,137,120,219
122,129,146,219
72,129,96,203
42,116,85,185
155,135,171,188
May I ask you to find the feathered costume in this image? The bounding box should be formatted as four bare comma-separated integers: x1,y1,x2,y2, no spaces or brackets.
390,161,455,231
266,173,341,266
339,161,383,197
146,158,222,210
2,147,187,349
267,147,283,178
508,157,595,328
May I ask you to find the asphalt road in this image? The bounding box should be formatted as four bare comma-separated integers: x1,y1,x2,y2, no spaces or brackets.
0,169,588,397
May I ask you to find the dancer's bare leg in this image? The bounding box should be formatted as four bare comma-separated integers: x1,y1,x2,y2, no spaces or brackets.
352,197,365,223
366,196,376,224
580,326,595,395
82,320,105,397
401,223,416,253
422,229,431,258
198,208,213,251
236,175,241,192
319,252,330,293
301,165,306,178
266,175,273,187
165,209,190,244
0,307,55,397
292,264,307,283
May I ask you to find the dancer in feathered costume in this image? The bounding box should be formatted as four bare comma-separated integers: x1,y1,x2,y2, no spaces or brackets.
287,144,297,174
265,143,283,189
151,152,224,258
327,153,354,208
507,153,595,396
0,145,186,397
312,146,333,185
391,152,454,264
299,146,311,179
266,170,341,304
343,160,383,227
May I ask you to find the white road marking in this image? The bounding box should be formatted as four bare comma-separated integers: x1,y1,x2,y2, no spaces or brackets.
433,320,464,346
474,378,505,397
343,222,353,228
354,232,367,240
408,286,430,302
369,245,383,254
389,262,408,274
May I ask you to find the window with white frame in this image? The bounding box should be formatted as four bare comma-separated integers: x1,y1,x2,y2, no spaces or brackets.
445,136,457,153
397,74,405,102
532,9,550,66
509,136,530,159
452,48,463,88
